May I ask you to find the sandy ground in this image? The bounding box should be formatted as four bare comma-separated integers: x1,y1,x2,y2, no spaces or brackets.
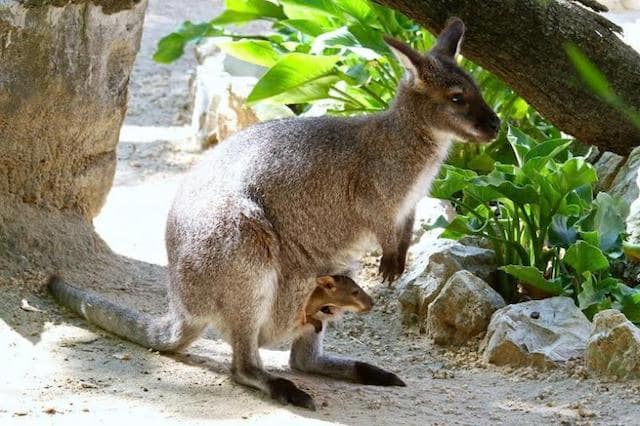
3,2,640,425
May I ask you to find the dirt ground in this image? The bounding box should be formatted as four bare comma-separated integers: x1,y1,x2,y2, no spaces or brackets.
3,1,640,425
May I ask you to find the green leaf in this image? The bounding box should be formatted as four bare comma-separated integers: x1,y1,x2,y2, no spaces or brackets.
549,158,597,196
335,0,374,23
565,43,616,101
212,0,286,24
279,19,326,36
281,0,344,23
549,215,578,248
430,166,476,200
591,192,629,252
564,241,609,275
506,126,536,167
581,230,600,247
500,265,563,296
523,138,573,162
153,22,216,64
623,242,640,262
247,53,340,104
217,40,280,67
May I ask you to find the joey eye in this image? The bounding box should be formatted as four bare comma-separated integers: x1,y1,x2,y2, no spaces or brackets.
450,94,464,104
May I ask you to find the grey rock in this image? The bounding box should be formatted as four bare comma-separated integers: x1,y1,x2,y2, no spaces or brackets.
481,297,591,368
585,309,640,379
426,270,505,345
190,52,293,150
594,151,625,192
397,236,495,327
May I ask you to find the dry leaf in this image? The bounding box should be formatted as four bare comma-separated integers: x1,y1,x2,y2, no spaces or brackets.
20,299,44,313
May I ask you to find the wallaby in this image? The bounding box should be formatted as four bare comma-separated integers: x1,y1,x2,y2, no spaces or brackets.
302,275,373,333
49,18,499,410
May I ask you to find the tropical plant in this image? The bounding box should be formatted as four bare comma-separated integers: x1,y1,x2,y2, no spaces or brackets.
429,125,640,322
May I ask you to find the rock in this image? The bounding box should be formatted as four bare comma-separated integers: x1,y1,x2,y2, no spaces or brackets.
397,236,495,327
0,0,147,218
481,297,591,368
594,151,625,192
609,146,640,208
426,270,505,345
585,309,640,379
190,43,293,150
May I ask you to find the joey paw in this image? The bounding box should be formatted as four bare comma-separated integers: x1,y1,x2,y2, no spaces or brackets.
354,361,407,387
268,377,316,410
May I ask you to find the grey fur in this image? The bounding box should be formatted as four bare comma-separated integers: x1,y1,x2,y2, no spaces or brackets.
49,18,499,409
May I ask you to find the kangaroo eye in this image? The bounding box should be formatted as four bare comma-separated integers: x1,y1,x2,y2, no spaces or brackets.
451,94,464,104
352,290,359,296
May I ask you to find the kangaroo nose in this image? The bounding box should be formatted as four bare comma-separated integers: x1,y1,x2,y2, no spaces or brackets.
488,116,501,132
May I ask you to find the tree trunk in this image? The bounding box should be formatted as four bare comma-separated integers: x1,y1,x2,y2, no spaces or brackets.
0,0,147,219
0,0,149,290
377,0,640,155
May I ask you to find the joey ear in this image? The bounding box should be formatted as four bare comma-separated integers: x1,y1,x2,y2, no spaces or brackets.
384,36,423,82
431,17,465,59
317,276,336,290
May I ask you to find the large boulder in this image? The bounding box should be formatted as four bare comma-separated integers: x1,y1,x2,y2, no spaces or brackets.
190,42,294,150
481,297,591,368
594,151,625,192
585,309,640,379
397,236,495,327
426,270,505,345
0,0,147,219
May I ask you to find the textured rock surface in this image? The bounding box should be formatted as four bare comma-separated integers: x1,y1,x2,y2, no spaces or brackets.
398,237,495,327
190,44,293,149
594,151,625,192
426,270,505,345
586,309,640,379
609,146,640,208
0,0,147,218
481,297,591,368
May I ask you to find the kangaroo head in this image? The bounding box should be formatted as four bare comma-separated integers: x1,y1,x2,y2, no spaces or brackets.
384,18,500,143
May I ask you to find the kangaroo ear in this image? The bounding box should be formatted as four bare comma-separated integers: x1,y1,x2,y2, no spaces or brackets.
317,276,336,290
384,36,423,82
431,17,465,59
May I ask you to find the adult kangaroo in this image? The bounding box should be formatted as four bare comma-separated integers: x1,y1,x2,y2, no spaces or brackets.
50,18,500,409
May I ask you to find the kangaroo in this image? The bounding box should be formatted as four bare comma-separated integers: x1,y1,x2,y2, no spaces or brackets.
302,275,373,333
49,18,499,410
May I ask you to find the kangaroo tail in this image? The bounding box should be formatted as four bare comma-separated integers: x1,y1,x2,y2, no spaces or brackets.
48,276,203,352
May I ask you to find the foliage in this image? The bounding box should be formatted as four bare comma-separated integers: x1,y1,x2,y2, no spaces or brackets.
429,126,640,322
153,0,555,134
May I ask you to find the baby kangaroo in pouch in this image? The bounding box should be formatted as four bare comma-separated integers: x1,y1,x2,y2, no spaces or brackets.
50,18,499,410
303,275,373,333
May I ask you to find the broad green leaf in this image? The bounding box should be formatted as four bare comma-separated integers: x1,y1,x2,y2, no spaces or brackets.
153,22,216,63
281,0,344,23
565,43,615,101
247,53,340,104
524,138,573,162
549,215,578,248
267,75,341,104
506,126,536,167
500,265,563,295
278,19,326,36
549,158,597,196
581,230,600,247
335,0,374,23
620,290,640,323
564,240,609,275
217,40,280,67
624,242,640,262
591,192,628,252
213,0,286,24
431,166,476,199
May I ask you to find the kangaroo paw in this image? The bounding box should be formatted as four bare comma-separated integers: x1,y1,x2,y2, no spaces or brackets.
354,362,406,386
268,378,316,410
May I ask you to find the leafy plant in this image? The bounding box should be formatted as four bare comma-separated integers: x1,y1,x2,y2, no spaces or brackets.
429,125,640,323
